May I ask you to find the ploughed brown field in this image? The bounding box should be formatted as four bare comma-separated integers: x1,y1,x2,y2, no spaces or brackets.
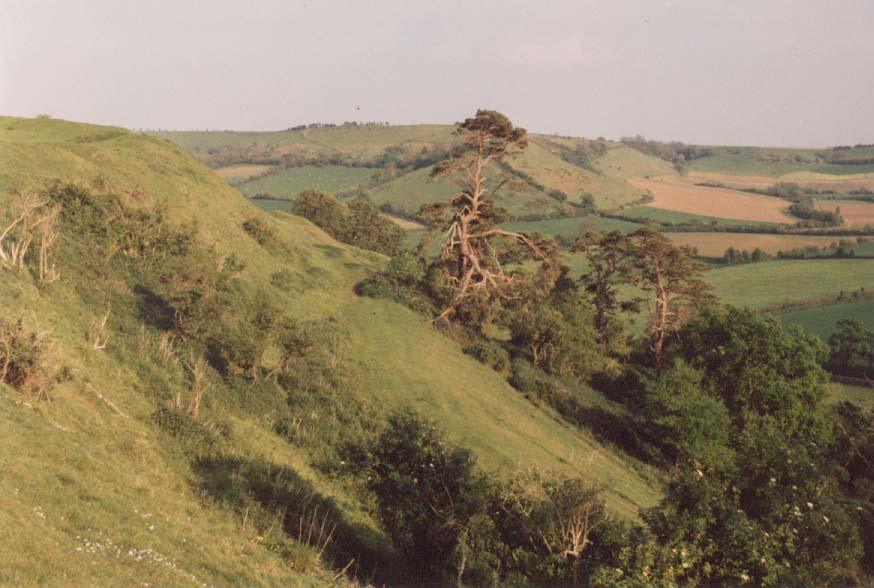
628,177,795,223
665,232,843,257
214,163,275,179
690,171,874,193
818,201,874,227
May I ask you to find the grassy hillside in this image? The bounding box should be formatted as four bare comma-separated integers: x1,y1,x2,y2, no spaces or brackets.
1,117,660,585
504,142,645,210
592,144,676,180
154,125,655,217
235,166,377,199
367,162,571,218
154,125,456,162
689,145,874,176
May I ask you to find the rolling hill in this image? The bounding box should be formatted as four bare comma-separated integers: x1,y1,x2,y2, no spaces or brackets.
0,117,660,586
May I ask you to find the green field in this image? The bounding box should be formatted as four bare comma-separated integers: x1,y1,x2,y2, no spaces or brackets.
826,382,874,410
689,145,874,176
621,206,778,227
502,215,642,238
707,259,874,309
235,165,377,198
776,299,874,339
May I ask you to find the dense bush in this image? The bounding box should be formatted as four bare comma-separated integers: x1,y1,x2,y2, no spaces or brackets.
343,408,622,586
510,290,602,379
292,189,405,255
638,307,864,586
343,408,497,583
242,216,285,252
464,339,511,374
827,319,874,379
0,318,46,398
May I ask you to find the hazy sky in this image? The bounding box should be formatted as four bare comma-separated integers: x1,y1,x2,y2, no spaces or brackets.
2,0,873,146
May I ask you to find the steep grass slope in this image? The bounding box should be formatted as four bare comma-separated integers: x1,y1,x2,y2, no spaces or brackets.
367,161,570,218
1,117,659,585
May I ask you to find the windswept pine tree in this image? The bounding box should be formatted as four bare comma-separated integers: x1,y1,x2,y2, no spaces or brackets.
418,110,554,325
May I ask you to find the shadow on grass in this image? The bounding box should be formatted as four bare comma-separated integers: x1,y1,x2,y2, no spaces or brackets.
191,454,402,583
314,244,345,258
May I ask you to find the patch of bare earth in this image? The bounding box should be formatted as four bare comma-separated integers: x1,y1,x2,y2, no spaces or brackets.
628,177,795,223
818,201,874,227
666,233,842,257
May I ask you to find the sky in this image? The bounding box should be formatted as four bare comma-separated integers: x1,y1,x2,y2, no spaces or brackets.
2,0,873,147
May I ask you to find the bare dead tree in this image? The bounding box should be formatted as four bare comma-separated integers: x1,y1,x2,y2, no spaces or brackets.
420,110,550,325
556,498,602,586
0,192,48,272
184,352,209,420
89,309,111,350
37,205,61,283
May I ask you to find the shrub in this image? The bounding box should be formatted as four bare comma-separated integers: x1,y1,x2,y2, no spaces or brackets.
343,408,498,584
464,340,510,374
269,269,295,291
242,216,281,250
0,319,46,399
152,406,226,448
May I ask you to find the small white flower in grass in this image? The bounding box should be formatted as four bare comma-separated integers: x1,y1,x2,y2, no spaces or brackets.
806,502,814,509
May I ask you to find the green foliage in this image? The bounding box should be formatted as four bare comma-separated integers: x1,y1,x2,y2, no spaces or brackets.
510,289,602,378
639,307,864,587
620,135,713,164
827,318,874,378
464,339,511,374
722,245,770,265
292,189,349,236
495,473,612,585
0,318,45,397
292,189,404,255
831,402,874,574
151,406,226,448
344,408,496,583
355,251,432,311
241,216,285,252
637,360,733,469
344,198,406,255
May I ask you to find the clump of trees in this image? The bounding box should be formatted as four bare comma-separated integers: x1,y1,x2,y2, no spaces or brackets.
789,194,843,226
291,189,406,255
637,308,864,587
620,135,713,165
575,228,712,367
827,319,874,380
342,408,617,587
722,245,769,265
